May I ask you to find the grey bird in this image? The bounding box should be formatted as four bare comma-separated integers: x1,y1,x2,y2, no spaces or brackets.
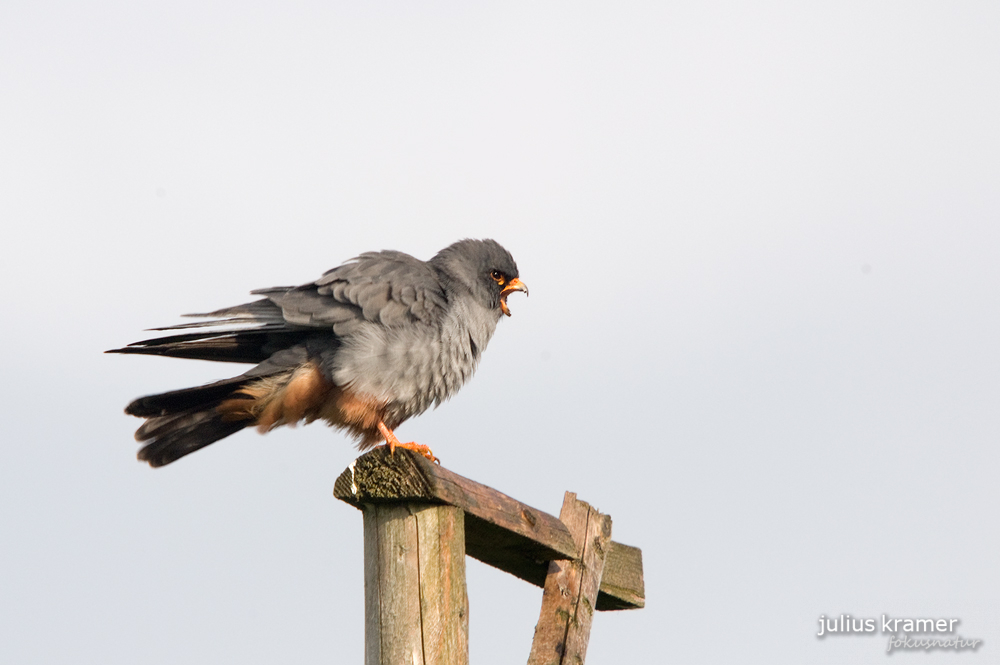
107,239,528,467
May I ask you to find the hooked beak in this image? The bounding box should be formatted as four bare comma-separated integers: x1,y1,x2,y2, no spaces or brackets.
499,277,529,317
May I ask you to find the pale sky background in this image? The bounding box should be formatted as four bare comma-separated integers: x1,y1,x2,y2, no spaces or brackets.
2,2,999,663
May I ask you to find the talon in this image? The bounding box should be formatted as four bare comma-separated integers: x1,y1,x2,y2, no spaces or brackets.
377,420,439,464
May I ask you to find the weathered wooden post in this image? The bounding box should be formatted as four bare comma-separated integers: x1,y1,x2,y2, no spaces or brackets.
527,493,612,665
334,447,644,665
361,503,468,665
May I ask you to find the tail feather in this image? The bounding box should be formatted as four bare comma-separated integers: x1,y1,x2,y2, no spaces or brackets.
125,377,254,417
127,376,268,467
113,295,327,467
136,410,250,467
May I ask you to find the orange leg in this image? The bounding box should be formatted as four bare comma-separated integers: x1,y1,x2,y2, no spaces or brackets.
377,421,439,464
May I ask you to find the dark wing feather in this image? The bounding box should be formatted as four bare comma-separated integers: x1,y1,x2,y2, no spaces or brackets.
107,327,315,364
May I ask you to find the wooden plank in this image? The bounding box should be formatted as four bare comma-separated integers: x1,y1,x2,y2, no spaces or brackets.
362,507,383,665
335,447,645,611
527,493,612,665
335,447,576,559
361,502,469,665
413,505,469,665
596,542,645,610
562,498,612,661
363,503,423,665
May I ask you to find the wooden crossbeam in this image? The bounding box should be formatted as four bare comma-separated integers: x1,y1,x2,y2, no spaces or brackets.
334,447,644,611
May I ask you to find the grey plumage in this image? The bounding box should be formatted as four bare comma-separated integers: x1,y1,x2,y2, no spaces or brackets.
108,238,527,467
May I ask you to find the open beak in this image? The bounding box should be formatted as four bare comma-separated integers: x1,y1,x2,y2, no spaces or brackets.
499,277,529,317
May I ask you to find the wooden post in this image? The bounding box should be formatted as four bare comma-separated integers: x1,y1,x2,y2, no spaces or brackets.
527,493,612,665
335,448,644,664
362,502,469,665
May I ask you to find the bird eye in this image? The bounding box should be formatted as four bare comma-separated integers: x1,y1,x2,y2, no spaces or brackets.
490,270,505,284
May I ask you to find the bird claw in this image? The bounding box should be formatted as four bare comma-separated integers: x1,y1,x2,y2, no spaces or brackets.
378,420,439,464
387,440,440,465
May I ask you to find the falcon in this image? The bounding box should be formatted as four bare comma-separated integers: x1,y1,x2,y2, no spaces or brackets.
108,239,528,467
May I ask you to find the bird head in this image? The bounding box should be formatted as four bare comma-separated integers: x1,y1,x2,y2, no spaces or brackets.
431,239,528,316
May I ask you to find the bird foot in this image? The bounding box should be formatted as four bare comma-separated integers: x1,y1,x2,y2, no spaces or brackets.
385,440,439,465
377,420,439,464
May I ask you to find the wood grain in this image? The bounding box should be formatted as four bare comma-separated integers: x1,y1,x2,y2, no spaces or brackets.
362,502,469,665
